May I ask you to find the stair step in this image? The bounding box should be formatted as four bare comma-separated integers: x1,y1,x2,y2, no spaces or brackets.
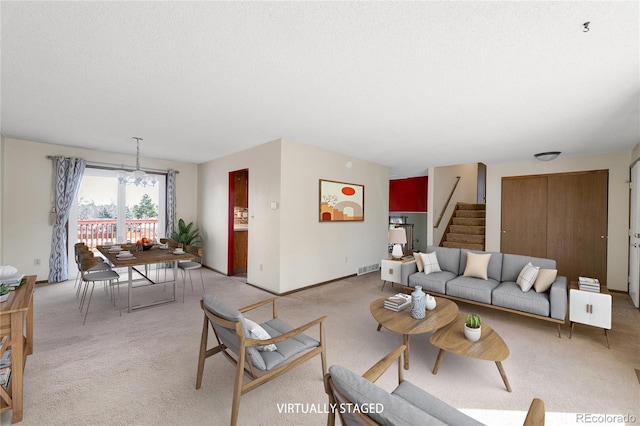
449,225,485,235
453,217,486,226
457,203,486,210
446,233,485,244
443,241,485,250
455,210,486,218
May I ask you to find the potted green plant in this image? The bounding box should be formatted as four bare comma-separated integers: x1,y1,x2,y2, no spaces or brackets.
0,284,9,303
170,218,200,250
464,314,482,342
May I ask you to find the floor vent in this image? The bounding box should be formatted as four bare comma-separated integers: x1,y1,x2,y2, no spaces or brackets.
358,263,380,276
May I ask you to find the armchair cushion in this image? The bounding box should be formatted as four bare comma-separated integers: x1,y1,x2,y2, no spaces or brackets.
392,380,483,425
259,318,320,371
329,365,446,426
243,318,277,352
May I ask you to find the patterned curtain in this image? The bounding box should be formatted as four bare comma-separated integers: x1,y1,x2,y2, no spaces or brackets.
165,169,177,238
49,157,86,282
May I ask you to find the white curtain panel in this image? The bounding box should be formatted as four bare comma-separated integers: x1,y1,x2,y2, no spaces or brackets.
165,169,177,238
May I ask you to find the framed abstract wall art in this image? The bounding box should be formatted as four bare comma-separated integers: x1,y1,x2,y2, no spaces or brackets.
319,179,364,222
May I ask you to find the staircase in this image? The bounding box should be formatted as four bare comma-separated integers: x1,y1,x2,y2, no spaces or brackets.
441,203,486,250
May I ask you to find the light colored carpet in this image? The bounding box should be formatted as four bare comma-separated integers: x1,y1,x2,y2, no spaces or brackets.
2,267,639,426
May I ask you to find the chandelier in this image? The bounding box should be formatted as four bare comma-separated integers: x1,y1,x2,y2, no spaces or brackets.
117,137,157,187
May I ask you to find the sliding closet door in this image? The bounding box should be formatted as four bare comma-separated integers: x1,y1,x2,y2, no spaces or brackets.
501,176,548,258
547,170,608,286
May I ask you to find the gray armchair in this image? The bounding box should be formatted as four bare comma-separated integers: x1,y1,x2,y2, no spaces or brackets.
196,294,327,426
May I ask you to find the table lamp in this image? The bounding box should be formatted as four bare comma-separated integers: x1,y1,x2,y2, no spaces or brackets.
388,228,407,259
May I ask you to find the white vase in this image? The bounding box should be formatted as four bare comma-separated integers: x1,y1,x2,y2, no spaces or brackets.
464,325,481,342
425,294,436,310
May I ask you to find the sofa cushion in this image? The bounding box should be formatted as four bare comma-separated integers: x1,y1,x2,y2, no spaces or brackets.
409,270,457,294
413,252,424,272
420,252,441,275
328,365,447,426
501,254,556,283
534,269,558,293
446,276,500,304
392,381,484,426
516,262,540,292
427,246,461,275
458,250,503,282
492,282,550,316
463,252,491,280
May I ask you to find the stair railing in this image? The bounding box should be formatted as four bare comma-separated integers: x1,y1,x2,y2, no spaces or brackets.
434,176,461,229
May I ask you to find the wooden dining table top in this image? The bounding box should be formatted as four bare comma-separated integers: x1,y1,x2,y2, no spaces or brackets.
96,245,194,267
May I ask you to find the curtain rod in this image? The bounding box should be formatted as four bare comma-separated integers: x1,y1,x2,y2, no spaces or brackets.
46,156,179,174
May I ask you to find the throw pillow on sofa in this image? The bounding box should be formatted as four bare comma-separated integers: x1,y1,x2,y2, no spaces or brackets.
533,268,558,293
419,252,441,275
516,262,540,292
463,252,491,280
413,252,424,272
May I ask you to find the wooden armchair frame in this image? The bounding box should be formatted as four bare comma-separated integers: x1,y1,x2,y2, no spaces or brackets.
324,344,545,426
196,296,327,426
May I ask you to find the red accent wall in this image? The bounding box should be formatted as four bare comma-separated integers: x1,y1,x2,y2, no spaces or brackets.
390,176,428,212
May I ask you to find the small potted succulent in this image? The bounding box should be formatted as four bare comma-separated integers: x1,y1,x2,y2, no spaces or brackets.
464,314,482,342
0,284,9,303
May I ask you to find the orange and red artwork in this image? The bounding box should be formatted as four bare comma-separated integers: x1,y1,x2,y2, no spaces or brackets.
319,179,364,222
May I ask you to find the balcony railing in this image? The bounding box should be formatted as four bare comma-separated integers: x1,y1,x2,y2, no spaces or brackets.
77,219,159,249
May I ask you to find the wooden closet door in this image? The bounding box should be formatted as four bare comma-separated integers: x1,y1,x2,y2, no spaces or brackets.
546,170,608,285
501,176,548,258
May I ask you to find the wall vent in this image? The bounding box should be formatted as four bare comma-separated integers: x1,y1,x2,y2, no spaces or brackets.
358,263,380,276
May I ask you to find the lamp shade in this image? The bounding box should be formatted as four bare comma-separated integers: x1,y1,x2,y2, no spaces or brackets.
388,228,407,244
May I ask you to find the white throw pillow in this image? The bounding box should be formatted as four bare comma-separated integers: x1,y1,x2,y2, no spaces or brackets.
419,252,441,275
534,269,558,293
463,252,491,280
244,318,277,352
517,262,540,292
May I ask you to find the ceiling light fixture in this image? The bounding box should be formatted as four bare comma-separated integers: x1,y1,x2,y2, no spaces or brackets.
118,137,157,187
534,151,561,161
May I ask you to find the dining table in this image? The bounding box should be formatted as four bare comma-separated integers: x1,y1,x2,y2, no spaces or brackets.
96,244,194,312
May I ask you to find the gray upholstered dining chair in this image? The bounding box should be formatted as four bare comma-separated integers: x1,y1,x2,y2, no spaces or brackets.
195,294,327,426
78,252,120,325
178,245,204,301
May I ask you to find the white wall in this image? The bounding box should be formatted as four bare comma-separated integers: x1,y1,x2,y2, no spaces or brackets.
198,138,390,294
279,139,389,293
198,139,283,293
1,138,198,280
485,151,632,291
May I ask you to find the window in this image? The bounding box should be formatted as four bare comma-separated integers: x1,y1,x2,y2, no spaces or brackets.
70,168,166,250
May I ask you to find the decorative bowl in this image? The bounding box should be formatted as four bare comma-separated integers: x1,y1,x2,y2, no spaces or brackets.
142,244,153,251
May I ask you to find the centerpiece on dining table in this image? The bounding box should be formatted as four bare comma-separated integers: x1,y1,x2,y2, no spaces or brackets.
136,237,154,251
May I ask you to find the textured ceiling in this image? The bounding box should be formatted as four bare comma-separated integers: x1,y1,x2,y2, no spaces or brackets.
1,1,638,178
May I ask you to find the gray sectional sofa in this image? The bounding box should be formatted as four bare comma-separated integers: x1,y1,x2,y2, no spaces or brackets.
399,245,568,336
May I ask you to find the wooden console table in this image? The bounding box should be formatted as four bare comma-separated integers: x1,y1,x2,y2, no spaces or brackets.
0,275,35,423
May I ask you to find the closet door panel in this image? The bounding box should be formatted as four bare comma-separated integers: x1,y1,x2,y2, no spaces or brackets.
546,171,608,285
501,176,548,257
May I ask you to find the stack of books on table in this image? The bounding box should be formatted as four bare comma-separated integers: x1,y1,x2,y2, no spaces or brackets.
1,274,25,289
578,276,600,292
384,294,411,311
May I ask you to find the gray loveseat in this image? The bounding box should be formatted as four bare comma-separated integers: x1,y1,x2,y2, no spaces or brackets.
399,246,567,336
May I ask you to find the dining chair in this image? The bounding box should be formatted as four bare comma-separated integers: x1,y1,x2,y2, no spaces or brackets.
196,295,327,426
74,243,111,299
78,252,120,325
178,245,204,302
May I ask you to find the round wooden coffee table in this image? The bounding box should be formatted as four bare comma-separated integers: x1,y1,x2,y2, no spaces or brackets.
429,313,512,392
370,296,458,370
